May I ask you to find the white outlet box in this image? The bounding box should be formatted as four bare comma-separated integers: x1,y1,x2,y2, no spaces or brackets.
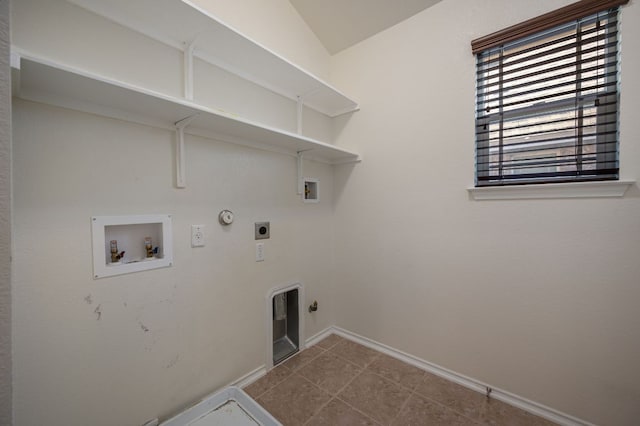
91,214,173,279
191,225,205,247
256,242,265,262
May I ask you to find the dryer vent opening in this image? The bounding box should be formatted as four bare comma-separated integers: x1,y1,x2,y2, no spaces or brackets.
272,289,299,365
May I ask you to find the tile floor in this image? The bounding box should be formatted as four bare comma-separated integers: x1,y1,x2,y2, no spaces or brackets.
244,334,557,426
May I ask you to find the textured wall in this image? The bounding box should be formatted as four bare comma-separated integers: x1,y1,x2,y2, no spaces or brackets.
331,0,640,424
12,100,337,426
0,0,12,424
10,1,337,425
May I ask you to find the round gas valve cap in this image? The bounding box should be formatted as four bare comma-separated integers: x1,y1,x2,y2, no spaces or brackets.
218,210,234,225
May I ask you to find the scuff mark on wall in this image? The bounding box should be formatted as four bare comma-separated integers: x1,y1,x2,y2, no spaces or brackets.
166,354,180,369
139,321,149,332
144,338,158,352
84,295,92,304
94,304,102,320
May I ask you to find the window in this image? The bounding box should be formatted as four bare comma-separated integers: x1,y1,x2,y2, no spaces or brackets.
472,0,628,187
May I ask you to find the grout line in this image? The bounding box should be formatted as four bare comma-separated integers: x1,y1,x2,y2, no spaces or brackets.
326,340,382,370
259,371,333,425
300,397,330,426
389,390,414,426
254,349,326,399
408,385,485,425
301,347,370,425
332,369,384,426
356,354,486,425
359,370,415,426
247,328,583,426
282,345,326,372
299,347,383,426
330,326,574,425
335,396,385,426
292,373,335,426
245,364,294,401
326,349,373,370
262,340,484,426
324,343,480,426
312,334,345,351
261,334,550,426
364,354,427,393
247,342,331,418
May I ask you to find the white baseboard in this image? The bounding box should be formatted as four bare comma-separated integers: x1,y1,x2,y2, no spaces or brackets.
327,326,596,426
305,326,337,348
228,364,267,390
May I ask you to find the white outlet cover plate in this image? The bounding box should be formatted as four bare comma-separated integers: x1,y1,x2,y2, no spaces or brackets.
191,225,205,247
256,242,265,262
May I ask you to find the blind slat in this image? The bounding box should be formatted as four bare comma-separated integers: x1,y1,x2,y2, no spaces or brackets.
477,94,617,122
478,70,619,108
477,53,618,93
475,20,618,70
475,111,618,136
474,5,621,187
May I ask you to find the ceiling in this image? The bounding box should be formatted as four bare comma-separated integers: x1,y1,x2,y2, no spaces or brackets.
289,0,442,54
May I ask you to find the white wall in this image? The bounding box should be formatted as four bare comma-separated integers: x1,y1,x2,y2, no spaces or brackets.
0,0,12,424
11,0,640,425
10,1,337,425
331,1,640,425
12,99,336,426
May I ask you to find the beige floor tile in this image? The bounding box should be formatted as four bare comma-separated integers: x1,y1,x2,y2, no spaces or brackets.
338,371,411,425
414,372,485,420
479,398,558,426
315,333,346,350
392,393,480,425
298,352,362,394
329,340,381,368
280,345,324,371
257,374,331,426
250,343,561,426
306,398,381,426
367,353,426,390
243,364,292,399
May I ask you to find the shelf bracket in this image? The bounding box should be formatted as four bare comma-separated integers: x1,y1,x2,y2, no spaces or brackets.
296,96,303,135
296,150,313,195
175,114,198,189
183,39,197,101
297,151,304,195
10,52,21,97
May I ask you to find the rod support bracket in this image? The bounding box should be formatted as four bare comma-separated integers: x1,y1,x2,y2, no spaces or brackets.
296,150,312,195
174,114,199,189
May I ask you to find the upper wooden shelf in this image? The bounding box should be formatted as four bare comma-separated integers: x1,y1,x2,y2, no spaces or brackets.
12,53,361,164
66,0,359,117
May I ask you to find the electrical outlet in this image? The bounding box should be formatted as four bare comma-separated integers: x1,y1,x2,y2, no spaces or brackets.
191,225,205,247
256,242,265,262
255,222,270,240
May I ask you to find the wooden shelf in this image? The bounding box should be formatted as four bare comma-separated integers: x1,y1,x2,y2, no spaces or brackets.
12,53,361,164
66,0,359,117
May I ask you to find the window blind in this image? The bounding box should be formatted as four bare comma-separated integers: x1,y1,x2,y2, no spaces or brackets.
474,6,622,186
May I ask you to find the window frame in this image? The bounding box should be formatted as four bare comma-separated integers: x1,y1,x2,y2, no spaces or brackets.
471,0,628,188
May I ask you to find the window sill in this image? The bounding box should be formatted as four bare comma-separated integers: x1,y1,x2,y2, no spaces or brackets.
468,180,635,200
